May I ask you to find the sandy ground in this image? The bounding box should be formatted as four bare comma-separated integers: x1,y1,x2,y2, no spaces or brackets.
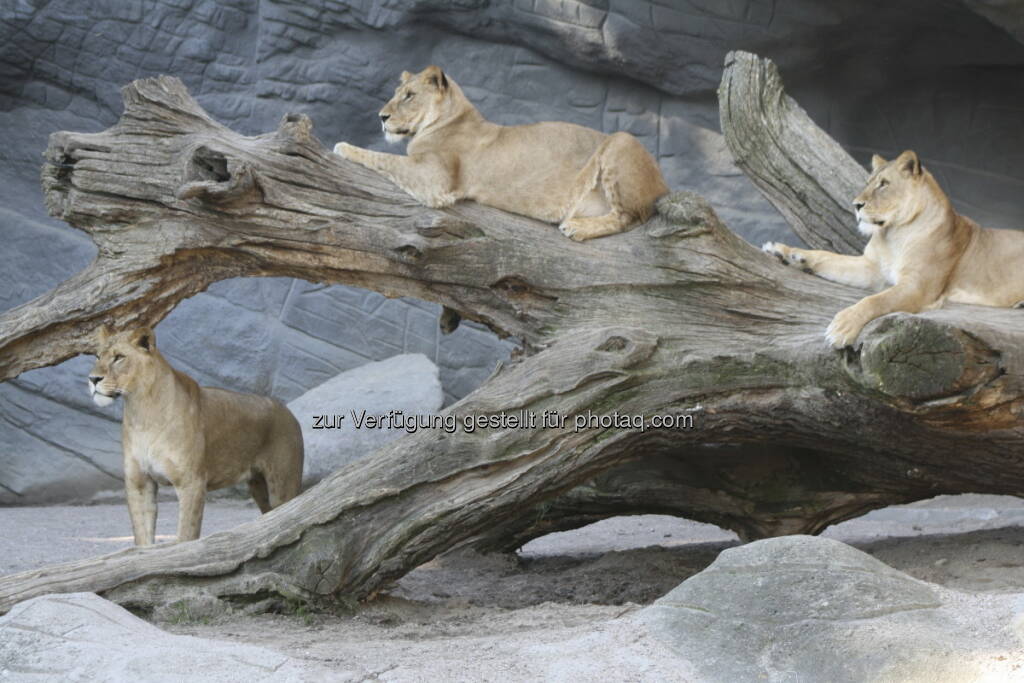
3,494,1024,680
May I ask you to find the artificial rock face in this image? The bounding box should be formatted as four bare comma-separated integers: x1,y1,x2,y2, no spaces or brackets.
641,535,1024,682
0,592,335,680
2,1,1023,501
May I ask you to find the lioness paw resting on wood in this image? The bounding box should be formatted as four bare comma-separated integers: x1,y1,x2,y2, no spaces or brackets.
763,150,1024,348
89,326,304,545
333,66,669,241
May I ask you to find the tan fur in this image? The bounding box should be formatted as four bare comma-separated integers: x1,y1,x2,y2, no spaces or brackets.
763,150,1024,347
88,327,304,545
333,66,669,241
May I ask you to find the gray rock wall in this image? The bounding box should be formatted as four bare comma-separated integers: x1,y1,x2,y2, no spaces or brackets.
1,0,1023,503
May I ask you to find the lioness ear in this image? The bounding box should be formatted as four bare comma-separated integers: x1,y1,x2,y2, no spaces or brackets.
133,327,154,352
897,150,921,177
424,65,448,91
93,324,111,354
400,70,413,83
95,324,111,346
870,154,887,172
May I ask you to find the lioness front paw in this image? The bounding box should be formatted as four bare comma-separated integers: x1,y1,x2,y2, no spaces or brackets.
559,220,582,241
762,242,808,269
825,305,867,348
333,142,359,161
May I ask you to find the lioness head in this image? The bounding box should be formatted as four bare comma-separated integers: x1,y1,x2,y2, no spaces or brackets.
88,326,157,407
853,150,931,235
378,65,454,143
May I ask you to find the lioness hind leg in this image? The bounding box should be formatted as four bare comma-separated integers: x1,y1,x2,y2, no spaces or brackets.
560,149,603,217
248,472,272,514
557,139,621,241
559,132,666,241
265,469,301,509
597,132,668,223
260,449,303,510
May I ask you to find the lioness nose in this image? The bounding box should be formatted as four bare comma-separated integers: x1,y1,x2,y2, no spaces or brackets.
89,375,102,385
380,113,390,122
853,201,865,211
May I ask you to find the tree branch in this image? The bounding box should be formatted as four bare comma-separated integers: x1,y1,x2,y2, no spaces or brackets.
719,50,868,253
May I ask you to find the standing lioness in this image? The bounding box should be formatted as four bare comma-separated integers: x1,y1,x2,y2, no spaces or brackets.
334,66,668,241
764,150,1024,347
89,326,304,545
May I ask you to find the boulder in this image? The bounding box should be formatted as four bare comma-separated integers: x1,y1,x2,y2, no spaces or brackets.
288,353,444,487
641,535,1024,682
0,592,338,681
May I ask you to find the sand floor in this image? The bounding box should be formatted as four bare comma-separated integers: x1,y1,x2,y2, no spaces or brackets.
3,494,1024,680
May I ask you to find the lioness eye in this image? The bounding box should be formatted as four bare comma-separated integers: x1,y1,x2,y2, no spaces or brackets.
878,179,888,189
113,354,124,363
404,91,414,100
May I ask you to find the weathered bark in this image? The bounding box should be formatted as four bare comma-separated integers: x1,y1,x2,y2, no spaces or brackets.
470,445,906,553
2,50,1023,615
719,51,868,254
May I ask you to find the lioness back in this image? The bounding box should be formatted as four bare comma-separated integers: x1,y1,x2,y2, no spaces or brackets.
947,223,1024,307
200,387,303,489
461,121,608,217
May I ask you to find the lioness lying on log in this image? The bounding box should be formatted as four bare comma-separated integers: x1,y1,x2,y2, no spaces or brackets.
764,150,1024,347
88,326,304,545
334,66,668,241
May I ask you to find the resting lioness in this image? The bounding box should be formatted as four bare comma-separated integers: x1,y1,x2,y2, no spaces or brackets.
89,326,304,545
333,66,668,241
763,150,1024,347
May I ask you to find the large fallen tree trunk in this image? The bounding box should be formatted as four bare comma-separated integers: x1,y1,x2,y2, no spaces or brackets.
2,51,1023,614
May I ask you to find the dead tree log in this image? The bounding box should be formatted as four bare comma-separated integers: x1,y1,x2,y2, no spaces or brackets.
2,51,1024,614
719,51,868,255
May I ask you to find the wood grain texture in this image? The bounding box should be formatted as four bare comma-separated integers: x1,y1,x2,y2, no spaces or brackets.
719,51,868,254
